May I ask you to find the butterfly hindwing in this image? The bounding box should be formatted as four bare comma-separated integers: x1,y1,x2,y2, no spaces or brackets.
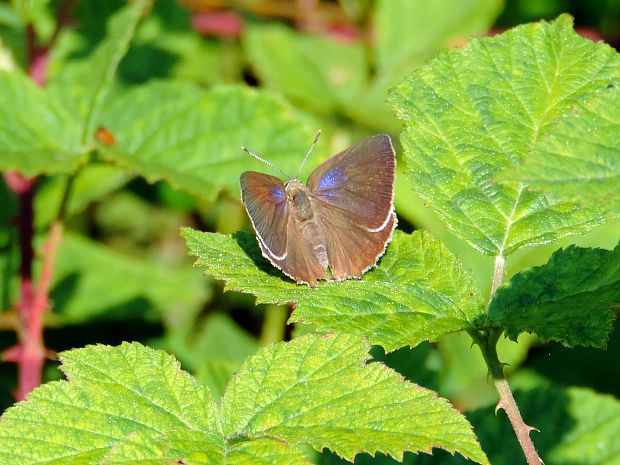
314,201,396,280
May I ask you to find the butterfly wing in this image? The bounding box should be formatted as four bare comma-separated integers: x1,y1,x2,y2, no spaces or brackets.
240,171,327,286
240,171,289,261
307,134,397,279
307,134,395,231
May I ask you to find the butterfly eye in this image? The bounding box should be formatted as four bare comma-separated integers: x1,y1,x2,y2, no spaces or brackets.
318,166,347,189
269,185,285,203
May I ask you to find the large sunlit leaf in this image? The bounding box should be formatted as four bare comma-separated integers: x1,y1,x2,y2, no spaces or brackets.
489,241,620,348
0,343,222,465
389,15,614,256
222,333,488,464
99,82,319,200
0,337,488,464
183,228,485,351
500,81,620,214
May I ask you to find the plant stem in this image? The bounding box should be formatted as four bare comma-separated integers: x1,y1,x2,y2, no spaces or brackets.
5,174,37,320
260,304,289,345
489,254,506,302
471,254,543,465
472,327,542,465
16,221,64,400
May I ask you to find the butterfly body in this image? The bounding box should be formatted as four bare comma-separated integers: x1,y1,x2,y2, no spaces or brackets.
284,179,329,269
240,134,396,287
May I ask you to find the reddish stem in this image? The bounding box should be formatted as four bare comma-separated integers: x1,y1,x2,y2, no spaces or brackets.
3,172,36,326
471,327,543,465
494,378,542,465
14,222,64,400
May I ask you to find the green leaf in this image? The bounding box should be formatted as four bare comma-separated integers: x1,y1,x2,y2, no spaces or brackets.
389,15,612,256
374,0,502,74
227,439,314,465
103,430,224,465
182,228,485,352
35,164,131,227
99,82,319,200
0,70,82,175
500,79,620,214
129,6,242,85
0,342,222,465
244,24,367,117
48,0,149,143
489,241,620,348
222,333,488,464
51,233,208,323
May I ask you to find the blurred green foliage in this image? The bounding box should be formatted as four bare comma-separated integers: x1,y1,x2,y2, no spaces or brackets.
0,0,618,463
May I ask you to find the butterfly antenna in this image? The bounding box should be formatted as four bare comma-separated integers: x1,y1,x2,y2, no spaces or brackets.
242,146,290,180
295,130,321,179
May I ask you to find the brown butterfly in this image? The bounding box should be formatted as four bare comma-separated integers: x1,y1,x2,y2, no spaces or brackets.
240,132,396,287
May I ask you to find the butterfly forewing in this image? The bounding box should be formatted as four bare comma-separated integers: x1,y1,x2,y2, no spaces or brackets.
307,134,395,231
240,172,289,260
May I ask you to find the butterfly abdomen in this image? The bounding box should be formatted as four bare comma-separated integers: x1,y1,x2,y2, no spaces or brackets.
286,180,329,270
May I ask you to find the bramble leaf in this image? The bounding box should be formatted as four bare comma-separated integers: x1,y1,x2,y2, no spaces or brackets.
489,241,620,348
500,80,620,214
0,337,487,464
222,333,488,464
0,343,221,465
389,15,615,256
99,82,319,200
182,228,485,351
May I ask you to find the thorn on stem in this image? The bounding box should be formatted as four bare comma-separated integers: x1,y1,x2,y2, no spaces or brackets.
495,400,507,415
1,345,23,363
525,424,540,434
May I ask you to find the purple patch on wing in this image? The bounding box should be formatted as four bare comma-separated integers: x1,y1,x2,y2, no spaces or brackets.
318,166,347,189
270,185,285,203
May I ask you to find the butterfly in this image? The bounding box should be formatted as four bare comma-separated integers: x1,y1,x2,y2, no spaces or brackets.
240,132,396,287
